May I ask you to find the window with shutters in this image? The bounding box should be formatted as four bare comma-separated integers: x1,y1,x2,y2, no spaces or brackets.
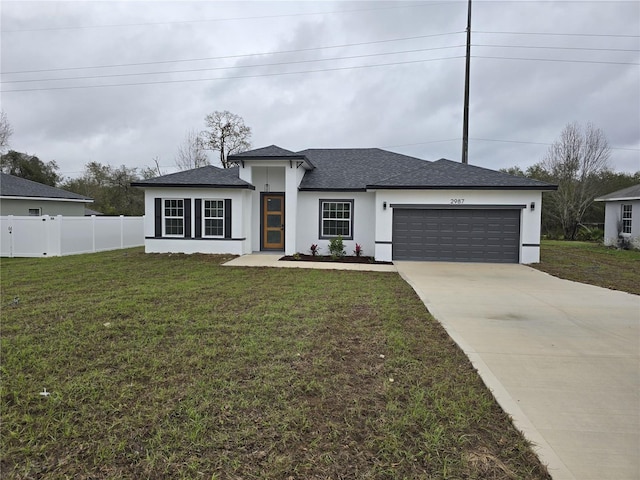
203,200,224,237
163,199,184,236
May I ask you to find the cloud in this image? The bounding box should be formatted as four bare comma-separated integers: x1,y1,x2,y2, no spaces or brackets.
1,0,638,178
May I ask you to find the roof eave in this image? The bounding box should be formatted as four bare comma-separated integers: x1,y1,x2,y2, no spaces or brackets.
298,187,367,192
594,196,640,202
366,185,558,191
0,195,93,202
130,182,255,190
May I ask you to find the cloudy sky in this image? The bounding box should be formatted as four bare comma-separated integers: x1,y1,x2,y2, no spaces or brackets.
2,0,639,180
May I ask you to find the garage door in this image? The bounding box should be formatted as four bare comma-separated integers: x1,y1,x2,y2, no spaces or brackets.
392,208,521,263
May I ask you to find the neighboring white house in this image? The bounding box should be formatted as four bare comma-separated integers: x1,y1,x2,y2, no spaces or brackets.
595,184,640,249
131,145,556,264
0,172,93,216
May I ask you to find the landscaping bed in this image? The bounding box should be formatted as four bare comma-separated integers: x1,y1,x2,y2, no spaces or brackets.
280,254,393,265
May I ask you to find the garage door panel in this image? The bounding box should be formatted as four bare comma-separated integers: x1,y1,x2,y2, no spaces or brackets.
393,209,520,263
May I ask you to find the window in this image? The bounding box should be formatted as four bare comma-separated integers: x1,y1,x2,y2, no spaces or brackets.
28,208,41,216
320,200,353,239
622,204,632,234
203,200,224,237
164,199,184,236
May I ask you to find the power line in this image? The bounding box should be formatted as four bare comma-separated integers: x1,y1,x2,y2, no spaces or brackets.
385,137,639,152
1,31,464,75
474,55,639,66
474,30,640,39
3,2,448,33
1,45,466,84
475,44,639,53
1,55,466,93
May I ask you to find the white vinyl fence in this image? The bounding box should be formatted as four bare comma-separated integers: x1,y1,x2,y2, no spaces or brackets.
0,215,144,258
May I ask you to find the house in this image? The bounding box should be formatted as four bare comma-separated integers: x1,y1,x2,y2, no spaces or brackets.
595,184,640,249
0,173,93,216
131,145,556,263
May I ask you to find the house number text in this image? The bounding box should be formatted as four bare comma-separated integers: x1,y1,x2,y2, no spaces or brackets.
450,198,465,204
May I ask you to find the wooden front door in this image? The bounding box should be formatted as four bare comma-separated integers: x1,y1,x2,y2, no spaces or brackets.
262,194,285,250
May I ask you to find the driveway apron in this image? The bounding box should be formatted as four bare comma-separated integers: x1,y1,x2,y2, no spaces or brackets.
395,261,640,480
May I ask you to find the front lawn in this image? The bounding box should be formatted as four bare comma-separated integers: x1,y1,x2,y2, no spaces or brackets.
531,240,640,295
1,248,549,479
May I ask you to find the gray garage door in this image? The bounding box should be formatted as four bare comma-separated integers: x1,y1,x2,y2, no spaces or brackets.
392,208,521,263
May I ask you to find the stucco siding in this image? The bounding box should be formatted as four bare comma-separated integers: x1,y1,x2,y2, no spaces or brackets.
142,187,251,255
603,200,640,248
296,192,376,257
0,198,87,216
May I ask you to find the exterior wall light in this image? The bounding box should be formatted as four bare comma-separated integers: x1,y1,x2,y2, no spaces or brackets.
383,201,387,210
530,202,535,211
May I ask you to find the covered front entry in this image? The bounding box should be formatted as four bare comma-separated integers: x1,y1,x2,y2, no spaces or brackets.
392,208,521,263
261,193,285,250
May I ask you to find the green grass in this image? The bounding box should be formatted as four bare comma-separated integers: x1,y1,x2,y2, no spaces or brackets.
531,240,640,295
1,248,550,479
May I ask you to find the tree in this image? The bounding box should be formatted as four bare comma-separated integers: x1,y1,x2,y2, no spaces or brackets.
534,122,611,240
175,129,209,171
62,162,144,215
201,110,252,168
0,111,13,152
0,150,60,186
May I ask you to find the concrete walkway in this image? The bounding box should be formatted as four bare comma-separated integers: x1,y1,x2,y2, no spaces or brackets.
223,253,397,272
395,262,640,480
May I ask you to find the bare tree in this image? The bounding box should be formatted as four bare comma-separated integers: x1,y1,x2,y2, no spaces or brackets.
175,129,209,171
140,156,166,179
201,111,252,168
0,111,13,152
542,122,611,240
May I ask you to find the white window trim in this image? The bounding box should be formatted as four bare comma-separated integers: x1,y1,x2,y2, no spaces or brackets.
319,199,354,240
622,204,632,234
28,208,42,216
202,199,225,238
163,198,184,238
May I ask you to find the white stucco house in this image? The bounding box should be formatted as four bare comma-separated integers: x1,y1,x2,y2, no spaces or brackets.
595,184,640,249
0,172,93,216
131,145,556,264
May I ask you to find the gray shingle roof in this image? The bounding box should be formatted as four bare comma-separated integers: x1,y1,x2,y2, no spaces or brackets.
368,159,557,190
230,145,301,157
298,148,429,190
131,165,255,189
0,173,93,201
228,145,314,168
595,184,640,201
129,148,557,192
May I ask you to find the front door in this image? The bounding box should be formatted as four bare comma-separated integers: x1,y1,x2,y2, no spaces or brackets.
262,194,285,250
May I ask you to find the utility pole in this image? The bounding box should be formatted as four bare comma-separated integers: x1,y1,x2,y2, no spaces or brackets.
461,0,472,164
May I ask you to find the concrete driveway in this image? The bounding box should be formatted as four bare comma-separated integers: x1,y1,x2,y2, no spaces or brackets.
395,262,640,480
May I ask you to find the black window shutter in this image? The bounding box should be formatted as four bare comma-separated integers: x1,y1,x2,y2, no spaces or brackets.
184,198,192,238
224,199,232,239
154,198,162,237
194,199,202,238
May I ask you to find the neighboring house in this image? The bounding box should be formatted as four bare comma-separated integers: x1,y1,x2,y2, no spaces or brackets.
595,184,640,249
132,145,556,264
0,172,93,216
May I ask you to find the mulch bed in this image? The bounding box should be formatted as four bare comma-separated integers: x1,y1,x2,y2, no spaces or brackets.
280,254,393,265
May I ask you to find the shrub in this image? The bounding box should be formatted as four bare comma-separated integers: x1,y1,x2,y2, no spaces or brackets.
354,243,363,257
328,236,345,258
310,244,320,256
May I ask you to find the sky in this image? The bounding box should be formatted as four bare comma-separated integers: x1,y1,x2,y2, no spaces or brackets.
1,0,639,180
